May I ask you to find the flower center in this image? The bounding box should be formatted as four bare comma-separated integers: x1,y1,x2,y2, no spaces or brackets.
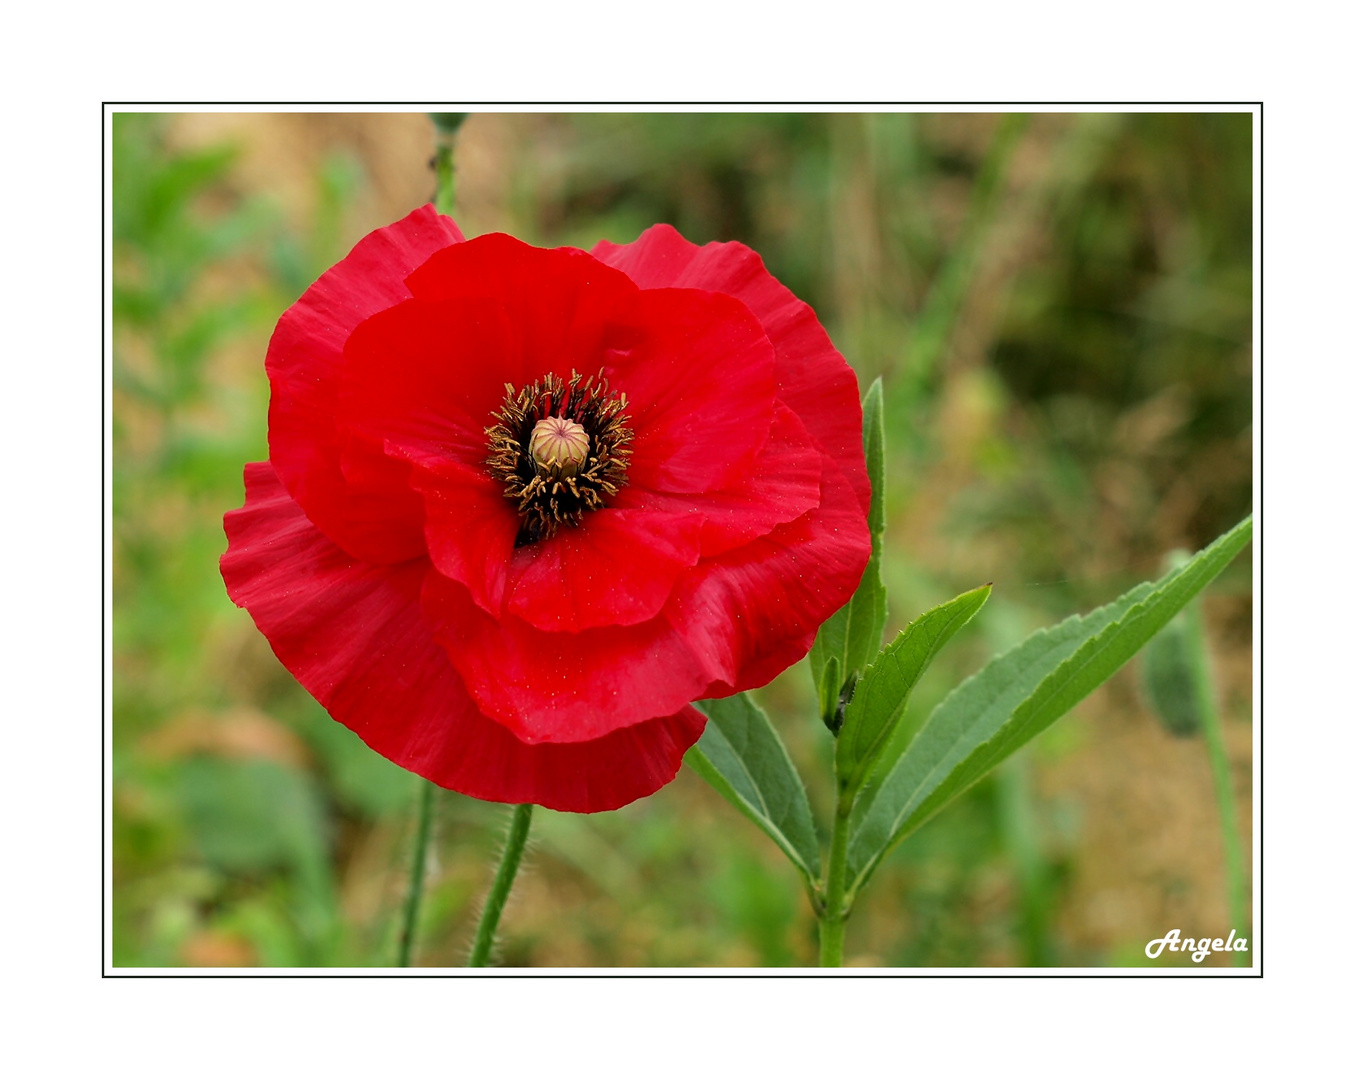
485,369,633,544
528,416,590,475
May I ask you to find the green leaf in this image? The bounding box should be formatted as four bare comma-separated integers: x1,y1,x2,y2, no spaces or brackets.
809,378,889,721
847,515,1252,894
817,655,842,732
685,695,822,888
835,584,992,802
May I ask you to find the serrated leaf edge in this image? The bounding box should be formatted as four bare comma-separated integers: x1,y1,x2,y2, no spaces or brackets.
847,516,1251,893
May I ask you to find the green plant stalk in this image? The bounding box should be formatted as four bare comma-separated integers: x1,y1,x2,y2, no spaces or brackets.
430,113,466,217
396,779,435,967
1189,614,1249,965
818,795,854,967
433,139,455,216
467,803,534,967
996,753,1052,966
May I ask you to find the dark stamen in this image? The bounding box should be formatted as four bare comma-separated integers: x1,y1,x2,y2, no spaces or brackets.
485,369,632,544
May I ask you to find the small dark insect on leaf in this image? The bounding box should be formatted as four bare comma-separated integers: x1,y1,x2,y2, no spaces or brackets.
827,674,859,736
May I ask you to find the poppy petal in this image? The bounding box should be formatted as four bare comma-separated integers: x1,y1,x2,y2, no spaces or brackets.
592,225,870,516
396,449,521,615
664,457,872,693
605,287,776,495
384,420,709,629
267,205,464,564
403,232,644,392
422,568,711,744
503,506,704,631
611,400,821,557
419,459,866,743
221,462,706,812
338,296,519,481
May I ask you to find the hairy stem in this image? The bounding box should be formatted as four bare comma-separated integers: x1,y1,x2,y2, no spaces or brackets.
430,113,466,216
467,803,534,967
396,779,435,967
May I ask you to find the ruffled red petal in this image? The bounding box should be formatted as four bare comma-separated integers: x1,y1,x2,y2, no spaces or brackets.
397,447,706,631
592,225,871,516
611,401,822,558
422,567,712,745
503,507,704,632
336,236,643,498
336,297,519,492
420,457,868,743
663,458,871,694
221,462,706,812
396,449,520,615
403,233,644,393
267,205,464,564
605,287,776,495
350,240,779,500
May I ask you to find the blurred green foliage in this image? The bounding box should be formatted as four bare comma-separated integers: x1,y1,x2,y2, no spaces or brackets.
111,111,1252,967
112,114,417,967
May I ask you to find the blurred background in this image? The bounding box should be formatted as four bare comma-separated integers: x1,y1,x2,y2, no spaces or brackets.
111,111,1253,967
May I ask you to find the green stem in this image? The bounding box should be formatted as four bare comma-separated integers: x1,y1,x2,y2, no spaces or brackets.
432,142,455,216
429,113,466,217
819,794,853,967
467,803,534,967
396,779,435,967
1190,617,1249,965
997,752,1052,966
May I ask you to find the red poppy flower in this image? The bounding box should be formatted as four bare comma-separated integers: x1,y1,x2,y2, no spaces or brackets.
221,205,871,812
